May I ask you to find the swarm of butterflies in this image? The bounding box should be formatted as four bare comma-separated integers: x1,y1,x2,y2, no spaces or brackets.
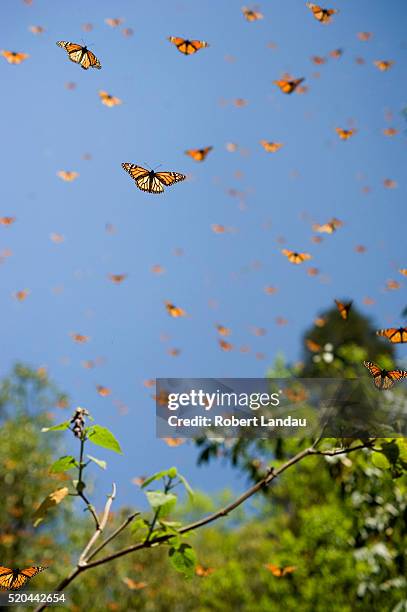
0,1,405,589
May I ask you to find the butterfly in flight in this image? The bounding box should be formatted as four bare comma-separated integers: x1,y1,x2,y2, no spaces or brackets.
168,37,209,55
242,7,264,21
374,60,394,71
195,565,215,577
335,299,352,320
122,163,186,194
260,141,283,153
336,128,356,140
56,42,101,70
57,170,79,182
0,217,16,225
313,218,343,233
274,77,305,94
264,564,296,577
281,249,312,264
306,2,338,23
376,327,407,344
185,147,213,162
363,361,407,390
1,50,29,64
99,90,122,107
165,301,186,317
0,566,47,591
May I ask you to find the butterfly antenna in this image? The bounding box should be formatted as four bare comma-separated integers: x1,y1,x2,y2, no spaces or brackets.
143,161,153,171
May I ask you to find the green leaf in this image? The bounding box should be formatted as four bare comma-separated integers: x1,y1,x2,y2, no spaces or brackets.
372,452,391,469
168,543,197,577
49,455,78,473
130,518,149,537
178,473,194,498
41,421,70,433
86,425,122,454
141,469,171,489
145,491,177,518
86,454,107,470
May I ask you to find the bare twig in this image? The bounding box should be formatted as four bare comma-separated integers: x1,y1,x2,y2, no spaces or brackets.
86,510,140,563
78,483,116,566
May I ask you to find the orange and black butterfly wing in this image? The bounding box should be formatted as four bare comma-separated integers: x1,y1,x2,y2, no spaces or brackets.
376,328,407,344
0,568,14,591
80,48,101,70
155,171,186,187
121,163,151,191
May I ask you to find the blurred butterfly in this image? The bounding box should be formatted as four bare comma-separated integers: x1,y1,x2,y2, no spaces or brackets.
284,387,308,403
122,28,134,38
219,339,233,351
363,296,375,305
70,333,90,343
399,269,407,277
0,566,47,591
386,280,400,290
306,339,321,352
99,90,122,107
314,317,326,327
335,299,352,320
82,23,93,32
383,179,397,189
307,267,319,276
165,301,186,317
216,324,231,336
274,77,304,94
56,42,101,70
97,385,111,397
195,565,215,577
122,577,147,590
306,2,338,23
354,245,366,253
168,37,209,55
29,25,45,34
151,264,165,274
1,50,29,64
311,55,326,65
14,290,29,301
242,7,263,21
163,437,185,447
105,18,123,27
329,48,343,59
264,286,278,294
336,128,356,140
264,564,296,577
374,60,394,71
363,361,407,390
358,32,372,41
376,327,407,344
167,348,180,357
313,218,342,233
50,233,64,243
58,170,79,182
122,163,186,194
0,217,16,225
260,141,283,152
185,147,213,161
281,249,312,264
108,274,127,284
383,128,398,136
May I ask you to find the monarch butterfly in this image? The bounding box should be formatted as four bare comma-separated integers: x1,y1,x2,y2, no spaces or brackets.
281,249,312,264
383,179,397,189
50,233,64,243
163,437,186,447
0,566,47,591
219,339,233,351
284,387,308,403
185,147,213,161
0,217,16,225
273,78,305,94
57,170,79,182
307,267,319,276
1,50,29,64
242,7,264,21
264,286,278,294
70,333,90,343
306,2,338,23
335,299,352,320
29,25,45,34
376,328,407,344
99,90,122,107
56,41,101,70
336,128,356,140
386,279,400,290
165,301,186,317
96,385,111,397
108,274,127,284
358,32,372,41
374,60,394,71
216,324,231,336
105,17,123,27
329,48,343,59
14,290,29,302
122,163,186,194
306,338,321,352
151,264,165,274
168,37,209,55
383,128,398,136
399,269,407,277
313,218,343,233
311,56,326,65
264,564,296,577
363,361,407,390
260,141,283,153
122,577,148,590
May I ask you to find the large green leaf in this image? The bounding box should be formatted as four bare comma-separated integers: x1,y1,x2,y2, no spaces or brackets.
49,455,78,473
168,543,197,577
86,425,122,454
145,491,177,518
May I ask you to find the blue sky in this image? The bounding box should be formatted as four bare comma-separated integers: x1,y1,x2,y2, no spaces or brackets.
1,0,406,508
